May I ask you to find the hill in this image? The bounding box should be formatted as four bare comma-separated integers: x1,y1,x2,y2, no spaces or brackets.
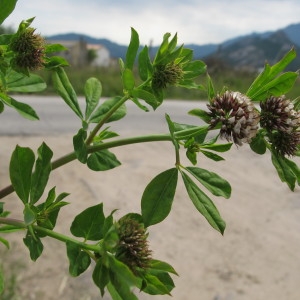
46,23,300,70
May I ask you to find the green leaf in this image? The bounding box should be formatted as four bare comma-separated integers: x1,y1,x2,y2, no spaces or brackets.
142,273,172,295
89,97,127,123
6,73,46,93
0,101,4,114
188,108,211,124
0,236,9,249
271,153,297,191
23,204,36,225
93,258,110,296
23,231,44,261
207,73,216,101
138,46,153,81
0,93,39,120
201,143,233,152
84,77,102,120
150,259,178,275
107,280,138,300
181,171,226,234
44,56,69,69
0,0,18,24
154,33,171,64
250,72,298,100
87,150,121,171
73,129,88,163
131,88,158,110
186,167,231,198
125,27,139,70
141,168,178,227
200,150,225,161
250,130,267,155
9,145,35,204
30,142,53,204
66,241,91,277
70,203,106,240
52,67,83,119
284,158,300,185
122,68,135,91
246,48,296,99
182,60,207,79
107,255,138,299
175,125,209,140
186,148,197,165
45,43,67,54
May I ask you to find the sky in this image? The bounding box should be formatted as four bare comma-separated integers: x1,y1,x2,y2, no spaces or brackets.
4,0,300,46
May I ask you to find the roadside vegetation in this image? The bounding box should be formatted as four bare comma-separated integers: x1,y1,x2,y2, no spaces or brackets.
37,60,300,100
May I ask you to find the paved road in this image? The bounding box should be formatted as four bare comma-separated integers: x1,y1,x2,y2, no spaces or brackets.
0,95,207,136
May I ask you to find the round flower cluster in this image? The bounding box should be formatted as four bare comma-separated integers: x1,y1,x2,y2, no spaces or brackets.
207,91,260,146
116,217,152,274
9,27,45,71
152,63,184,90
260,96,300,156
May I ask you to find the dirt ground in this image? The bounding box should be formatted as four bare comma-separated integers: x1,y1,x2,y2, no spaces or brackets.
1,134,300,300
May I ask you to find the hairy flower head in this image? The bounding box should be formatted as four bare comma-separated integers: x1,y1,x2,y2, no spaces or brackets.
207,91,260,145
260,96,300,133
9,27,45,71
271,130,300,157
152,62,184,90
115,217,152,273
259,96,300,156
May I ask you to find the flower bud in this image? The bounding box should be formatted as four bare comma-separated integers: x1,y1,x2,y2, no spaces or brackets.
152,63,184,90
116,217,152,273
9,27,45,71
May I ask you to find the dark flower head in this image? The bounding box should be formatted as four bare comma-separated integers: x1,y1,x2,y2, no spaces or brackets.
116,217,152,273
260,96,300,133
9,27,45,71
271,130,300,157
152,62,184,90
207,91,260,146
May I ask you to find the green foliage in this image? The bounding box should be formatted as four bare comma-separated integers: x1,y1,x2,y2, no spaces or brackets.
141,168,178,227
246,48,298,100
181,171,226,234
0,0,17,25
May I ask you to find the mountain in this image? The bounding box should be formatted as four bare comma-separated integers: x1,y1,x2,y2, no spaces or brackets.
203,23,300,70
46,23,300,70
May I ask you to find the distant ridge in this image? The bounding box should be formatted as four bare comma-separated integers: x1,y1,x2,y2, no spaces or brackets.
47,23,300,69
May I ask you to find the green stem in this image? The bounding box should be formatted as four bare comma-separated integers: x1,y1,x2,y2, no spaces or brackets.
0,133,173,199
0,126,204,199
0,217,99,252
85,95,130,145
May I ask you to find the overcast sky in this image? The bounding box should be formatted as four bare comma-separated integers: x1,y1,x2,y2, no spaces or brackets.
4,0,300,46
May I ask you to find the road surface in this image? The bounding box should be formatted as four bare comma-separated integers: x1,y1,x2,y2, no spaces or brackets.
0,95,207,136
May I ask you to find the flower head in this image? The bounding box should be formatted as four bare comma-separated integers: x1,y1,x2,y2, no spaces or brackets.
115,216,152,274
207,91,260,145
9,27,45,71
260,96,300,156
260,96,300,133
152,62,184,90
271,130,300,157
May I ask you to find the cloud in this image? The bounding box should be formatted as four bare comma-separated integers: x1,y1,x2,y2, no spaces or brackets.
4,0,300,46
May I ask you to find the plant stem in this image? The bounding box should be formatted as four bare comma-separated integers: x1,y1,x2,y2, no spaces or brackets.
85,95,130,145
0,133,173,199
0,126,204,199
0,217,99,252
